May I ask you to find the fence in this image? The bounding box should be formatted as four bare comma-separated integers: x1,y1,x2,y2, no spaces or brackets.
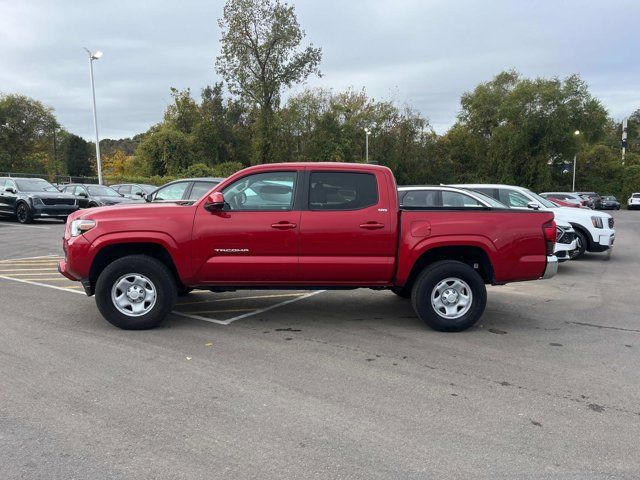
0,172,101,185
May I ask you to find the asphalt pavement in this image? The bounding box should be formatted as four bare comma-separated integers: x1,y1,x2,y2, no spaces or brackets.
0,212,639,479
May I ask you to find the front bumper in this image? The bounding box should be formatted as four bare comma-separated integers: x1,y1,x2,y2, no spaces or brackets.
32,204,79,218
589,229,615,252
542,255,558,279
554,239,577,262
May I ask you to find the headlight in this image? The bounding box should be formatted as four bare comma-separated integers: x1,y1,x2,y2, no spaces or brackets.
591,216,603,228
70,219,96,237
32,197,44,206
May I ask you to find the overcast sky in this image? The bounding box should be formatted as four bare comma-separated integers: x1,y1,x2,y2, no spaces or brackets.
1,0,638,139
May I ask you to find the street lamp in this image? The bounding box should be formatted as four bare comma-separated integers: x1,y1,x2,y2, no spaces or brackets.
364,128,371,163
84,48,103,184
572,130,580,191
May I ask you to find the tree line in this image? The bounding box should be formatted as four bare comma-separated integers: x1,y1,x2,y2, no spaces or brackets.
1,0,638,201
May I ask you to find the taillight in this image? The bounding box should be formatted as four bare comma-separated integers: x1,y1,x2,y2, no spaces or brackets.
543,220,556,256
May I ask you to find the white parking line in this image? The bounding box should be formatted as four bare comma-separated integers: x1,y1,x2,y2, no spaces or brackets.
0,275,85,295
0,223,50,230
0,254,60,262
172,290,326,325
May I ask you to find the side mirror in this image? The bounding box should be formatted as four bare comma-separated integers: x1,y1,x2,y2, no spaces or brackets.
78,192,88,198
204,192,225,211
136,191,144,197
527,201,541,210
5,186,16,194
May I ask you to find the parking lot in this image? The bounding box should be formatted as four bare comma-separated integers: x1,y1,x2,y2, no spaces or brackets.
1,212,639,479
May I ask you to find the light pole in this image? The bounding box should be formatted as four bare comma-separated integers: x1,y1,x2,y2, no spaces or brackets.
571,130,580,191
364,128,371,163
84,48,103,184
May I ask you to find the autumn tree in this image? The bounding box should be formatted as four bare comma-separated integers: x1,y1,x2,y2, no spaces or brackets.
215,0,322,163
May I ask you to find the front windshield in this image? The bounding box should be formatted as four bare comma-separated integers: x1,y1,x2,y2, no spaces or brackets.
15,179,59,192
87,185,120,197
604,196,616,201
524,189,557,208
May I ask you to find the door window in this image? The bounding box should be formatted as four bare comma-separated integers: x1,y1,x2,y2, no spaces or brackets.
504,190,531,207
442,191,482,207
401,190,439,207
309,172,378,210
222,172,296,211
118,185,132,195
6,179,16,192
152,182,189,201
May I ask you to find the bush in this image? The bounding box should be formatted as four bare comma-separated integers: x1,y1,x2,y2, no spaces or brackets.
185,163,215,177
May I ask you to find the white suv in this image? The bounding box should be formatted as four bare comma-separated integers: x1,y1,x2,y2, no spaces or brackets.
454,184,615,259
629,193,640,210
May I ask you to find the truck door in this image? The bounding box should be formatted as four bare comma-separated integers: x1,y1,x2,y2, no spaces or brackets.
191,170,301,283
298,170,395,284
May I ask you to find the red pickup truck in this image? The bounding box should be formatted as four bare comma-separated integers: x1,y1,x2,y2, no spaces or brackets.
59,163,557,332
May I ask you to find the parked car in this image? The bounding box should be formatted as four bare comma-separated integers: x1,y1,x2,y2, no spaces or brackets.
539,192,588,208
576,192,603,209
0,177,78,223
59,163,558,333
454,184,615,259
600,195,620,210
110,183,157,201
398,186,577,262
61,184,138,208
629,193,640,210
147,178,225,203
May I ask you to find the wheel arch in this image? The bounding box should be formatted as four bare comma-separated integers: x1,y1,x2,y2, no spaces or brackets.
569,223,593,250
88,242,183,295
401,245,494,293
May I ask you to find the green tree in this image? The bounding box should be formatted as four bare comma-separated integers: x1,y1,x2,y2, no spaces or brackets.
62,134,93,177
0,93,59,172
445,71,609,191
135,126,193,175
215,0,322,163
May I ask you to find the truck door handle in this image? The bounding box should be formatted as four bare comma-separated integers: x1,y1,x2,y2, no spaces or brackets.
271,221,297,230
359,221,385,230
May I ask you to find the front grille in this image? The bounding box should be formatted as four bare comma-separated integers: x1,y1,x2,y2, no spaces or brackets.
608,218,614,229
42,198,75,206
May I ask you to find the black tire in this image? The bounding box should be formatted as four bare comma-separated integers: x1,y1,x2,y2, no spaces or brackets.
15,202,33,224
95,255,177,330
411,260,487,332
571,230,588,260
177,286,194,297
390,286,411,299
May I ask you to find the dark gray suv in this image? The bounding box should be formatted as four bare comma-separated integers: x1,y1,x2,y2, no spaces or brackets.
0,177,78,223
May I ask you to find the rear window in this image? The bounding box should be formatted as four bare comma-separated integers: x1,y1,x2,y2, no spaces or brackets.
633,194,640,198
309,172,378,210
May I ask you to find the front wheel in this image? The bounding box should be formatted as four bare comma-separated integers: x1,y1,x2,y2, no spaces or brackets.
95,255,177,330
570,230,588,259
411,260,487,332
15,203,33,224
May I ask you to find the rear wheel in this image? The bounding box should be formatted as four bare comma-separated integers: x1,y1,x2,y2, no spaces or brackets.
95,255,177,330
570,230,588,259
411,260,486,332
15,203,33,224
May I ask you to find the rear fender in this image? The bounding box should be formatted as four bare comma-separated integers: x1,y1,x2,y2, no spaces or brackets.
396,235,496,286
